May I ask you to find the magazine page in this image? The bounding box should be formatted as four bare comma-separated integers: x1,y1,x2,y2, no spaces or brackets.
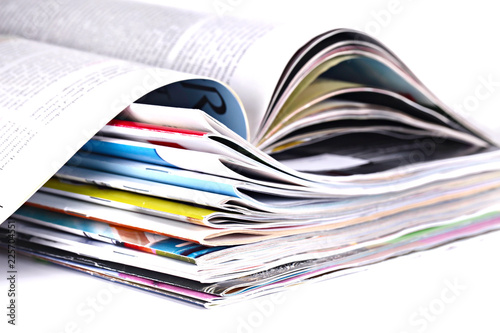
0,36,243,223
0,0,318,142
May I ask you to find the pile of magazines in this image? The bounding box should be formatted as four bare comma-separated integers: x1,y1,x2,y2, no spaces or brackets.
1,0,500,308
6,101,500,306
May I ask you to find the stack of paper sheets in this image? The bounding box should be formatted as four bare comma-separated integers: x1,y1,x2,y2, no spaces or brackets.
3,105,500,307
0,0,499,308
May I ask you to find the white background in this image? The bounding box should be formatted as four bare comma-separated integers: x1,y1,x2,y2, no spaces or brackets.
1,0,500,332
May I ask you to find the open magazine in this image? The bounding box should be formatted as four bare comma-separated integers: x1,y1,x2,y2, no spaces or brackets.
1,0,500,307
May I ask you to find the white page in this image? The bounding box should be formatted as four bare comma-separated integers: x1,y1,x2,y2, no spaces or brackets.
0,0,320,143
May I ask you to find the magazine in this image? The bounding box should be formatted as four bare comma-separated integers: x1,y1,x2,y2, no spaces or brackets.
1,0,500,307
0,0,497,223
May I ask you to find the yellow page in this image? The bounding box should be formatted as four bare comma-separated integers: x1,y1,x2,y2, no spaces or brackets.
41,178,216,225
